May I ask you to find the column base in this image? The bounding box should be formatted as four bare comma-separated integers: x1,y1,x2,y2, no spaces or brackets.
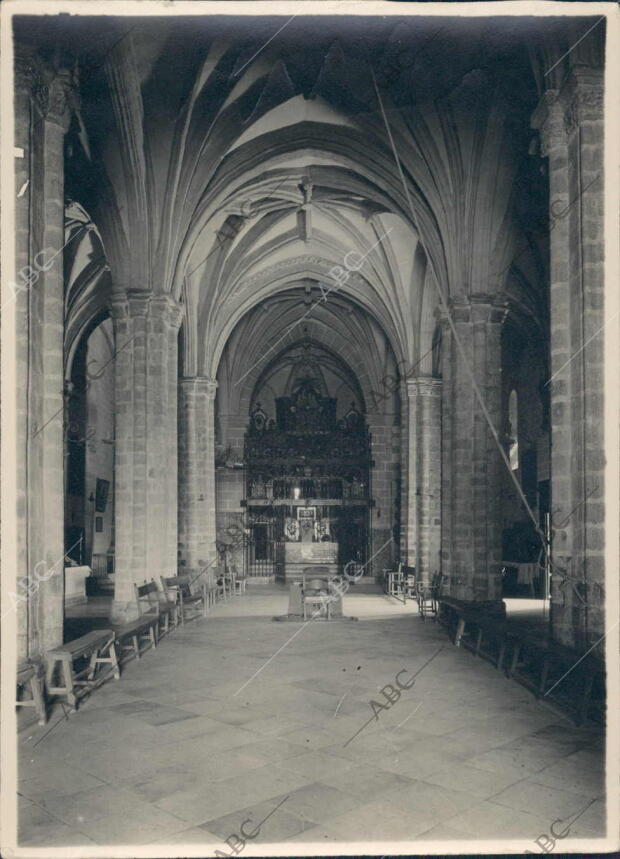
110,599,140,625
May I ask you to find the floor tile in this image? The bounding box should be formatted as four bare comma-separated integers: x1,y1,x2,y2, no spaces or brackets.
276,782,360,823
317,762,416,800
18,768,106,801
18,804,75,847
201,797,315,843
382,778,480,825
275,749,355,781
422,761,526,799
493,777,597,817
448,799,551,839
16,586,606,850
151,826,223,846
74,803,189,845
464,745,559,777
37,784,145,826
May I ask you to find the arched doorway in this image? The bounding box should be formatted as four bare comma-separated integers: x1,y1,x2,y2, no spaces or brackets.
213,287,403,582
243,339,371,581
64,317,116,599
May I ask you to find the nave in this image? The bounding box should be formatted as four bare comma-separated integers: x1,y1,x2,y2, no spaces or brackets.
18,586,605,850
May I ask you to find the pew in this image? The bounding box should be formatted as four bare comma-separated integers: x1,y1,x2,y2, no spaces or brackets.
46,630,120,709
16,660,47,725
114,614,158,662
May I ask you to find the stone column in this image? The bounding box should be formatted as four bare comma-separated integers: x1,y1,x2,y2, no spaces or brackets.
413,378,442,584
367,412,396,576
14,47,36,661
166,304,183,574
439,313,455,586
404,381,418,568
14,50,74,656
532,68,604,649
439,297,506,605
110,292,182,622
178,378,218,575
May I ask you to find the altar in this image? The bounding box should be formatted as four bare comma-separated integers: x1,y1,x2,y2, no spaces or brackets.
64,565,91,607
277,541,338,583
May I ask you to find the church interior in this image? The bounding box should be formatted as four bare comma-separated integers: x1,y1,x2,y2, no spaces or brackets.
6,8,614,852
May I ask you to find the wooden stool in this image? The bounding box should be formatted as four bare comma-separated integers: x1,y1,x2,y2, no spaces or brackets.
46,630,120,710
16,661,47,725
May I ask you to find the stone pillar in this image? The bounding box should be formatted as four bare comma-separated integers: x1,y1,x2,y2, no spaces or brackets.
367,412,395,576
413,378,442,584
14,47,36,661
532,67,604,649
439,313,455,587
110,292,182,622
13,49,74,656
439,297,506,605
405,381,418,567
178,378,218,575
166,304,183,574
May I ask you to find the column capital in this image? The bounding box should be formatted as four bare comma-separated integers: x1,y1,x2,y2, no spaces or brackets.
180,376,218,399
405,378,418,397
126,291,152,319
168,298,184,332
560,66,603,137
470,294,509,326
415,377,443,397
44,67,78,131
110,291,183,325
435,295,508,326
14,45,48,114
149,293,183,329
532,90,566,157
109,293,130,322
405,377,442,398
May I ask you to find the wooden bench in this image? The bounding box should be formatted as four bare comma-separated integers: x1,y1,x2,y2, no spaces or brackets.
507,633,604,725
439,596,605,724
438,597,513,670
134,580,178,639
46,630,120,709
114,614,158,662
16,660,47,725
160,574,208,624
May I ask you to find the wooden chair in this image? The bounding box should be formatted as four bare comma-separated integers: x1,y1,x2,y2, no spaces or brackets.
214,568,232,602
301,569,332,620
16,660,47,725
401,565,416,601
417,572,443,620
46,630,120,710
134,579,177,639
204,569,220,607
229,565,247,595
383,566,404,599
160,573,208,624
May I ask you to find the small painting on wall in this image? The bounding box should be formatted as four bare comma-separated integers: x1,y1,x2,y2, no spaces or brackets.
95,478,110,512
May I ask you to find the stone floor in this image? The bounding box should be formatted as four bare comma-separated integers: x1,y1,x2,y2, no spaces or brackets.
18,585,607,853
